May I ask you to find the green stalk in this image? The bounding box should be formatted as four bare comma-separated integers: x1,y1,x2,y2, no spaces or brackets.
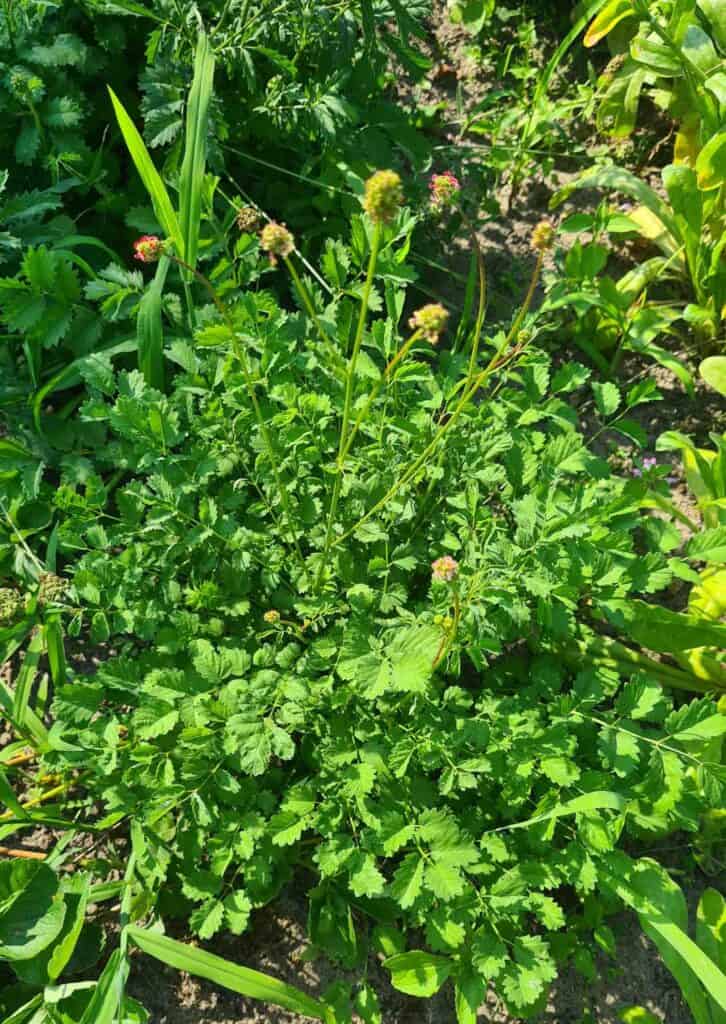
411,223,487,532
462,213,487,392
170,256,305,569
334,251,544,548
340,328,423,464
562,636,726,693
316,222,382,589
283,255,346,378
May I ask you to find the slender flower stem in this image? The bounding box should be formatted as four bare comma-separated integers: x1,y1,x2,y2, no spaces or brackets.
169,255,305,569
283,255,346,378
462,212,487,392
412,218,486,530
316,222,382,589
334,252,544,549
340,329,423,464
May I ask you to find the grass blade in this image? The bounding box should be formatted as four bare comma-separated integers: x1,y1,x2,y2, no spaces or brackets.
11,630,49,749
108,87,183,256
137,255,170,389
44,616,66,688
179,32,215,270
79,948,129,1024
483,790,629,834
127,925,329,1020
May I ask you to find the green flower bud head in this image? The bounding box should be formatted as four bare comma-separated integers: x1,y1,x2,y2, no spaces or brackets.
236,206,261,233
409,303,449,344
38,572,67,605
363,170,403,224
0,588,23,624
263,609,281,624
531,220,555,253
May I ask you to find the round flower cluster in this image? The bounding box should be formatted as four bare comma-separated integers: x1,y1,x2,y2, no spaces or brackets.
429,171,461,209
38,572,68,606
531,220,556,253
363,170,403,225
0,588,23,624
259,222,295,265
431,555,459,582
409,303,449,344
236,206,261,233
133,235,165,263
263,609,281,624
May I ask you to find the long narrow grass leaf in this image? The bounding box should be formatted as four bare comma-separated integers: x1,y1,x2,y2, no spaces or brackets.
108,87,183,256
137,255,170,388
12,630,46,744
127,926,328,1020
179,32,215,269
484,790,629,834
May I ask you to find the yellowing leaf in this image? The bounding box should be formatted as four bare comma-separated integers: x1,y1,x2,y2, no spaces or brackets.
584,0,636,47
696,131,726,191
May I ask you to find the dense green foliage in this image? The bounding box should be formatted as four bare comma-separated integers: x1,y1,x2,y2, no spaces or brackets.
0,1,724,1023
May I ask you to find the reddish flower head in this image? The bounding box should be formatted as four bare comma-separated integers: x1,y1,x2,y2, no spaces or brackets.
133,235,165,263
429,171,461,210
431,555,459,582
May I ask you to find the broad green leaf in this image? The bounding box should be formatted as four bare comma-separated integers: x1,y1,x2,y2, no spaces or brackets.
79,949,129,1024
127,925,328,1019
383,951,453,997
390,853,424,908
601,598,726,654
179,33,215,271
698,0,726,49
584,0,636,47
663,165,702,284
697,888,726,1024
681,24,721,74
700,356,726,398
0,861,66,961
592,380,620,417
606,858,726,1019
696,131,726,191
108,88,183,255
550,165,679,244
688,528,726,564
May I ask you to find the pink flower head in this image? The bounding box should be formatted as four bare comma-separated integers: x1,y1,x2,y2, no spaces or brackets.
431,555,459,582
133,235,165,263
429,171,461,210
